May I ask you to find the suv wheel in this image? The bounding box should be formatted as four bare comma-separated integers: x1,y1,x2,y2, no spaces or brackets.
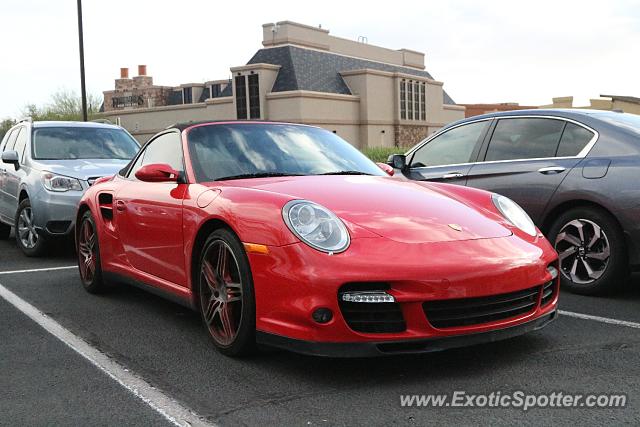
548,206,627,295
15,199,47,257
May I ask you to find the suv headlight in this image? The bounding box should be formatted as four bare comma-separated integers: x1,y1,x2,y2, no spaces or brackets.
492,194,537,237
282,200,350,253
42,172,83,192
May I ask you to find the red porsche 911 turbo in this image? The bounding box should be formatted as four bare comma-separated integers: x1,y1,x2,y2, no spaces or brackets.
76,121,559,357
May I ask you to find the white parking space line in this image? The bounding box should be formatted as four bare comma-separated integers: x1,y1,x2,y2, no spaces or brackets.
0,266,77,275
0,282,215,427
560,310,640,329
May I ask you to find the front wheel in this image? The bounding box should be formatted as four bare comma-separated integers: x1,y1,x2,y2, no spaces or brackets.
77,210,107,294
15,199,47,257
198,228,256,357
548,207,628,295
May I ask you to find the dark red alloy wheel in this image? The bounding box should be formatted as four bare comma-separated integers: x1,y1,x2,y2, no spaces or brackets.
78,218,97,283
200,240,243,346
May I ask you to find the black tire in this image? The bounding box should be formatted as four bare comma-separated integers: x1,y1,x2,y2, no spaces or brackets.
197,228,256,357
548,206,628,295
77,210,107,294
0,221,9,240
15,199,47,257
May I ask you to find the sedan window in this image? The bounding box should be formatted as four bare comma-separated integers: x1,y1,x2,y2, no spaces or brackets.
556,122,595,157
410,121,489,168
485,118,564,162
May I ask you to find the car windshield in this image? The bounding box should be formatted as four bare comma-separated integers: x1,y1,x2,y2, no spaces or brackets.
32,127,140,160
186,123,386,181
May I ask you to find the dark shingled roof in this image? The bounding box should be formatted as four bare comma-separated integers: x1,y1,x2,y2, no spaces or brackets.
247,45,456,105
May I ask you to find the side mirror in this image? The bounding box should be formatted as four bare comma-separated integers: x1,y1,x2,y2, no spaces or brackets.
387,154,407,171
376,162,394,176
135,163,180,183
1,150,19,170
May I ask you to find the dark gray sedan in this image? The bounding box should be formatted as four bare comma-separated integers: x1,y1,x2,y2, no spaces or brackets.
389,109,640,295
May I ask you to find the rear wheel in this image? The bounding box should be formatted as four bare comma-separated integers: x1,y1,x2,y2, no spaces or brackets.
15,199,47,257
548,207,627,295
198,228,256,357
77,210,107,294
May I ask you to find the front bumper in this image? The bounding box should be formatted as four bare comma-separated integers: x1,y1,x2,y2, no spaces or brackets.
248,233,559,349
257,310,557,357
31,187,84,236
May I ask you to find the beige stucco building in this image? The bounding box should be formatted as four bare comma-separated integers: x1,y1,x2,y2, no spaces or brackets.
542,95,640,114
99,21,464,147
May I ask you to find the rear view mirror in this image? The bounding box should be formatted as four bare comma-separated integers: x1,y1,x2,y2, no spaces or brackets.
387,154,407,171
135,163,180,183
376,162,395,176
1,150,19,170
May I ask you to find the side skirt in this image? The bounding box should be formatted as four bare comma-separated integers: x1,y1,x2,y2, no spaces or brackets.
103,271,197,311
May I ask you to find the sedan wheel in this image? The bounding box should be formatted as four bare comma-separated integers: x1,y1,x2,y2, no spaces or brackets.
549,207,627,295
555,219,610,285
198,229,256,356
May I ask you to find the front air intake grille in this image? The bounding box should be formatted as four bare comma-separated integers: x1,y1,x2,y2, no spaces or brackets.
541,280,556,307
423,286,540,329
338,283,406,333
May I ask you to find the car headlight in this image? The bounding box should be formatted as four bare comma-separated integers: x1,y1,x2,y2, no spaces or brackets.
282,200,350,253
492,194,537,237
42,172,83,192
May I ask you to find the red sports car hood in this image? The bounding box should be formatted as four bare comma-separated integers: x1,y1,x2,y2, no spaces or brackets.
217,175,512,244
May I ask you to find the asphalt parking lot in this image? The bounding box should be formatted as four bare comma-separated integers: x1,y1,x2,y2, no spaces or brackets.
3,234,640,426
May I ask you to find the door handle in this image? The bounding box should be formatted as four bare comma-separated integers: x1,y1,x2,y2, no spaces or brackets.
441,172,465,179
538,166,566,175
115,200,126,212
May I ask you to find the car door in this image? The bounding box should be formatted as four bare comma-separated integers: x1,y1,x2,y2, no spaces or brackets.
115,131,188,286
0,127,21,221
404,119,492,184
465,117,595,224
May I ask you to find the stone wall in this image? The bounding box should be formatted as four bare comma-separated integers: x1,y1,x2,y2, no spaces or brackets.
394,124,430,147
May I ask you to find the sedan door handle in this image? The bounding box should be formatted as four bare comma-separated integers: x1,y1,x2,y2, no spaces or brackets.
441,172,465,179
538,166,566,175
115,200,126,212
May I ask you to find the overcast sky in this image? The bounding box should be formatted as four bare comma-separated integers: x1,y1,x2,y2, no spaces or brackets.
1,0,638,118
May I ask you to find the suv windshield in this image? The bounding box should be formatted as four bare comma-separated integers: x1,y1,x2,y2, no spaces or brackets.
32,127,140,160
187,123,385,181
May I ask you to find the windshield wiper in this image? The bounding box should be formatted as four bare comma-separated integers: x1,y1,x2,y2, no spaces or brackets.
318,171,372,176
216,172,305,181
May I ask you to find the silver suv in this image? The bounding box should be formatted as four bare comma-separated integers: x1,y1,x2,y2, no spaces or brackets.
0,119,139,256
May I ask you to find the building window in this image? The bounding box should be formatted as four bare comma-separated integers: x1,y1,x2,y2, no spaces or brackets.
248,74,260,119
235,75,247,119
211,84,221,98
400,80,406,120
420,83,426,121
407,81,414,120
413,81,420,120
183,87,193,104
400,80,426,122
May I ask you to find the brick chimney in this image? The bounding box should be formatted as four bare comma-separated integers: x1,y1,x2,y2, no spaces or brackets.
133,65,153,89
115,67,133,91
